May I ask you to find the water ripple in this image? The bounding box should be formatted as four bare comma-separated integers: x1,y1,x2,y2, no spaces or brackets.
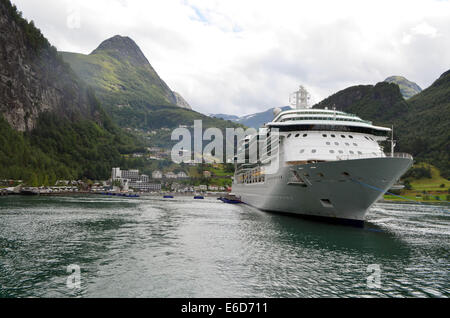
0,196,448,297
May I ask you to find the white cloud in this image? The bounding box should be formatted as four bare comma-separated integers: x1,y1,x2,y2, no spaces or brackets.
11,0,450,116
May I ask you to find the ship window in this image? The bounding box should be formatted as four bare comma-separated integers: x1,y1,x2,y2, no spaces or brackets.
334,142,339,145
326,142,330,145
341,135,346,138
349,151,354,154
303,134,308,137
345,143,349,146
322,134,327,137
329,150,335,153
331,134,335,138
364,136,369,140
295,134,300,137
287,133,291,138
358,151,362,154
338,150,344,154
353,143,357,146
349,135,354,139
311,149,316,153
300,149,305,153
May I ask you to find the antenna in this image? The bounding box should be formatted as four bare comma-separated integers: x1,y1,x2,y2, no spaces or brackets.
289,85,311,109
391,125,396,157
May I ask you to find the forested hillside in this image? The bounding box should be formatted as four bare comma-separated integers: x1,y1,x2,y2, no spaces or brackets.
314,72,450,178
0,0,143,182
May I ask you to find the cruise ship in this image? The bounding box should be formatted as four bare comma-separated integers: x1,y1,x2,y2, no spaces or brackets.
231,86,413,225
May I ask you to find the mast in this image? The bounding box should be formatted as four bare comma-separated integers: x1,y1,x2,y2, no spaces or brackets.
289,85,311,109
391,125,396,157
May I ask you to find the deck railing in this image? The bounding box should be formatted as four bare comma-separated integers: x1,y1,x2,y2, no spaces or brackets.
336,152,413,161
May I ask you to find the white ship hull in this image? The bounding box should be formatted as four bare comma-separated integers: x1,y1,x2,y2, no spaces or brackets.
232,156,413,225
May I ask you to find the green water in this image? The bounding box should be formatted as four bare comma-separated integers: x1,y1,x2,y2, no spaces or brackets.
0,195,448,297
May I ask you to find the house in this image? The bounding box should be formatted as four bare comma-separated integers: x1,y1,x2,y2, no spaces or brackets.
164,172,177,179
152,170,163,179
177,171,188,179
203,171,212,178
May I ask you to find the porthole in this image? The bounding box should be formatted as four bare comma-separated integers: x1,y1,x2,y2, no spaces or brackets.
349,151,354,154
349,135,354,139
311,149,317,153
329,150,335,154
358,151,362,155
341,135,346,138
303,134,308,137
331,134,336,138
326,142,331,145
322,134,327,137
287,133,291,138
353,143,357,146
334,142,339,146
338,150,344,154
300,149,305,153
295,134,300,137
345,143,349,146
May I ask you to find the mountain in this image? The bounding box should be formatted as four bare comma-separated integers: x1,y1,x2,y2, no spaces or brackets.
313,82,409,123
384,75,422,99
209,113,240,121
0,0,142,182
314,73,450,178
61,35,190,109
59,36,247,133
211,106,292,129
60,35,193,125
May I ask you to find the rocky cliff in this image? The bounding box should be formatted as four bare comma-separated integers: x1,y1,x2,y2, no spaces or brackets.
0,0,102,131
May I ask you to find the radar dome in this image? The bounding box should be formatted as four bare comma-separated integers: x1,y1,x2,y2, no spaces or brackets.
273,107,282,117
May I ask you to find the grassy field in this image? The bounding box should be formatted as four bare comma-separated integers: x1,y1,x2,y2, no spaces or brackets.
383,163,449,203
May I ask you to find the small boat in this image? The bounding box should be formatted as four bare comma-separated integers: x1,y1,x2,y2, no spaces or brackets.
219,193,242,204
194,196,204,199
220,197,242,204
163,195,174,199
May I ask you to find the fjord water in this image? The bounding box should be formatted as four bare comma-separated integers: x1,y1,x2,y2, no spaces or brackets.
0,196,448,298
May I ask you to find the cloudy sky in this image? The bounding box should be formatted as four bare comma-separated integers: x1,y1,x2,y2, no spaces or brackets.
12,0,450,116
